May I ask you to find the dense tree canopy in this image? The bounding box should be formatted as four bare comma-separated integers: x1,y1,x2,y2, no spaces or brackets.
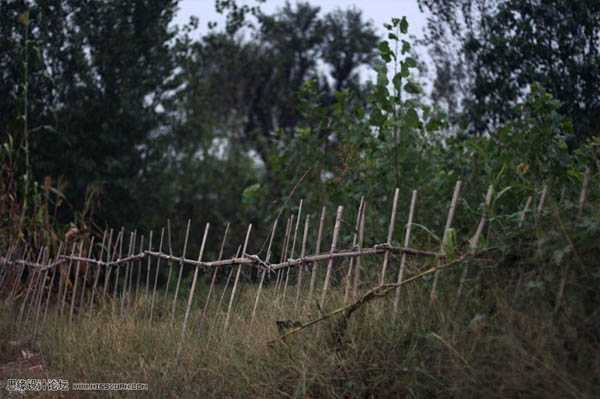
419,0,600,139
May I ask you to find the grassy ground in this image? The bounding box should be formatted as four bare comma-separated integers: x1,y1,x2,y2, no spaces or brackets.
1,254,599,398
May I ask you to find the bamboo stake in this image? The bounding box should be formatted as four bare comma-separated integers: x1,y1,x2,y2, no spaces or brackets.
149,228,165,323
320,206,343,309
224,225,252,331
112,230,125,316
178,223,210,358
32,248,50,329
120,232,135,318
431,180,462,304
44,243,64,323
308,206,326,304
9,247,28,302
78,236,97,318
61,243,77,316
344,199,364,305
456,186,492,302
556,170,592,313
393,190,418,317
202,223,230,321
103,229,121,299
112,229,125,302
135,234,144,304
217,262,235,313
577,167,590,218
171,219,192,323
18,248,42,326
352,201,367,301
536,184,548,217
380,188,400,285
519,196,533,227
251,218,278,324
144,231,154,299
295,214,311,310
89,230,110,318
282,213,297,305
69,241,85,324
276,215,293,297
165,219,174,298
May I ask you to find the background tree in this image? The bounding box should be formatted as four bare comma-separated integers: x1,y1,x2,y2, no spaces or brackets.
418,0,600,140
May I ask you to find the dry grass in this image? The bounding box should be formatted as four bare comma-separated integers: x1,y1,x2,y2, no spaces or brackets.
1,261,598,399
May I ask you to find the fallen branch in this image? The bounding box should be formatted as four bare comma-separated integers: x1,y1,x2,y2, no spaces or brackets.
268,254,469,345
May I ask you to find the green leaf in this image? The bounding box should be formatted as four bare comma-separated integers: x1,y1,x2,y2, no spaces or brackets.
400,17,408,33
405,57,417,68
405,108,419,128
242,183,261,205
401,40,411,54
404,81,421,94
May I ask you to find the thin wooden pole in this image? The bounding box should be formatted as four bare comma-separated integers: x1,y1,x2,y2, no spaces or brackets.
224,225,252,331
456,185,494,301
431,180,462,304
352,201,367,301
276,215,293,297
577,167,590,218
251,218,278,324
282,209,300,305
536,184,548,217
103,229,121,299
456,186,492,303
556,169,592,313
44,243,64,323
32,248,50,329
61,243,77,316
144,231,154,298
320,206,343,309
120,232,135,318
519,196,533,227
202,223,230,321
18,248,42,325
308,206,326,304
78,236,96,318
135,234,145,304
165,219,174,298
112,230,125,316
295,214,311,310
69,241,85,324
89,230,110,318
178,223,210,358
149,228,165,323
344,198,364,305
172,219,192,323
380,188,400,285
113,229,125,302
392,190,417,316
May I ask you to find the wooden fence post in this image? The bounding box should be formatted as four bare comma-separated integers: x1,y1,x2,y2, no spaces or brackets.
308,206,326,304
224,225,252,331
344,198,364,305
177,223,210,359
90,230,111,318
456,186,493,302
171,219,192,323
380,188,400,285
320,206,343,309
69,241,85,324
149,228,165,323
251,218,278,324
202,223,230,321
352,201,367,301
431,181,462,304
295,214,311,310
393,190,418,317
